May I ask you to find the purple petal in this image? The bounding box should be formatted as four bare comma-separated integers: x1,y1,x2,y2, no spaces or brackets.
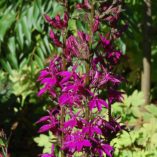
44,15,52,23
76,142,83,152
102,144,113,157
39,154,51,157
41,78,56,86
37,87,47,96
37,69,49,81
88,99,96,111
64,118,77,128
93,127,102,135
98,99,108,108
36,116,49,124
83,140,91,147
50,30,62,47
93,16,99,32
58,71,72,83
100,35,110,46
38,124,51,133
58,93,71,105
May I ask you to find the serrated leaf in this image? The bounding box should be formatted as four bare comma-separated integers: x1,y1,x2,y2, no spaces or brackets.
34,132,56,153
145,105,157,117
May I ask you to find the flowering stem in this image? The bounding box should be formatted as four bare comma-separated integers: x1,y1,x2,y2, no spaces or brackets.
37,0,125,156
60,22,67,157
60,48,67,157
89,0,94,49
84,1,95,157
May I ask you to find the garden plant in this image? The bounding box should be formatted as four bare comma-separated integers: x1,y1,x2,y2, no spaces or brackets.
37,0,125,156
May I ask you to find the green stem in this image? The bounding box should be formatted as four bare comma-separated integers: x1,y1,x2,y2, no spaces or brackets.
60,34,66,157
60,2,68,156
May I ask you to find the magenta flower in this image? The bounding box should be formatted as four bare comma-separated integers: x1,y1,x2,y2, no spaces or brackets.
108,89,124,104
98,72,121,87
65,32,90,59
37,110,59,135
49,30,62,47
76,0,91,10
39,144,56,157
65,35,79,58
37,1,125,156
82,125,102,136
106,51,122,64
64,131,91,152
58,90,83,107
38,124,52,133
102,144,113,157
63,118,77,129
100,35,110,47
88,97,108,112
45,12,69,29
77,31,90,42
57,71,72,84
37,69,50,81
92,16,100,33
36,116,50,124
37,77,57,97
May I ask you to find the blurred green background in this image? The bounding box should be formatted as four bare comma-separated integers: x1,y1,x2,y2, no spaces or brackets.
0,0,157,156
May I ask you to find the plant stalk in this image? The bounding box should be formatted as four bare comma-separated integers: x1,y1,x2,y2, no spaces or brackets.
84,1,94,157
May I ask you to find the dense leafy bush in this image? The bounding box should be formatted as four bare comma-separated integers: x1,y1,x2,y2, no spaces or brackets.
112,90,157,157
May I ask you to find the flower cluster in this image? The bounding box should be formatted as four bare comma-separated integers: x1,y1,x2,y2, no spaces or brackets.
37,1,125,157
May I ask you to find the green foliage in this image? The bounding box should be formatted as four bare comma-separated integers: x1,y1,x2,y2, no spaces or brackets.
0,0,53,73
34,132,56,154
112,90,157,157
9,66,37,106
0,1,66,156
0,138,5,147
0,0,157,156
0,0,71,106
120,0,157,100
34,132,84,157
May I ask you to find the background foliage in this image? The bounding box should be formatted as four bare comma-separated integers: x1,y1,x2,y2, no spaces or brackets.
0,0,157,156
112,91,157,157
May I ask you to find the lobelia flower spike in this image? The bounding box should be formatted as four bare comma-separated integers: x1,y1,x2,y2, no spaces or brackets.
37,1,125,157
